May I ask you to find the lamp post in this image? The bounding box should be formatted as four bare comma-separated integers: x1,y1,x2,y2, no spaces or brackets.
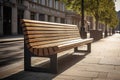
80,0,87,38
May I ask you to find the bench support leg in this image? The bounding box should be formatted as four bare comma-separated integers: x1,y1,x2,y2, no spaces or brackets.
24,48,31,71
74,43,91,53
50,54,58,74
87,43,91,53
24,49,58,73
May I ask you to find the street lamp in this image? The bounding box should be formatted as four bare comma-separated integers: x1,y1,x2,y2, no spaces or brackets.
80,0,87,38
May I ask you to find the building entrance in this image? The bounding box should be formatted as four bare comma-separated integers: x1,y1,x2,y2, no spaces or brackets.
3,6,12,35
17,9,24,34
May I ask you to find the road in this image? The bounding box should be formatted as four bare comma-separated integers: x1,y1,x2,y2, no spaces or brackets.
0,41,24,67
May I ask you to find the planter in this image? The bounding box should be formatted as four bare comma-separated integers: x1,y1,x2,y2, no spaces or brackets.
90,30,103,41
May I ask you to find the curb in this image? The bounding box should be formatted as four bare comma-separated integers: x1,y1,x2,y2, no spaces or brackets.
0,38,24,43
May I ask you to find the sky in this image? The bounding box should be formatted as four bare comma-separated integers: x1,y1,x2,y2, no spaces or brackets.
115,0,120,11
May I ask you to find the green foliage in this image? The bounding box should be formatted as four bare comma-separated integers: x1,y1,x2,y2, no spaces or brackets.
59,0,119,28
99,0,118,28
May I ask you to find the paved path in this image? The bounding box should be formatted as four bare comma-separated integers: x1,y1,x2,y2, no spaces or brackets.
0,34,120,80
0,41,24,67
0,35,23,43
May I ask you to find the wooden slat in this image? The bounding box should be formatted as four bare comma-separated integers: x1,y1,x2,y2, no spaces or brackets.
32,38,81,48
38,48,43,56
24,23,76,29
25,30,79,34
58,39,93,52
26,35,80,43
29,37,80,47
21,19,88,57
26,33,79,39
33,48,38,56
25,27,76,31
48,47,54,54
22,19,77,27
43,48,49,56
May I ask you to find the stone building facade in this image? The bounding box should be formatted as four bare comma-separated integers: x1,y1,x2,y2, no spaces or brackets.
0,0,95,36
0,0,66,36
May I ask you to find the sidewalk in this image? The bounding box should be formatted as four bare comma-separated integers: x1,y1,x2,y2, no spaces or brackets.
1,34,120,80
0,35,23,43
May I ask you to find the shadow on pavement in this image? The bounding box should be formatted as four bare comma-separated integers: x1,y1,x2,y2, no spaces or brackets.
1,53,88,80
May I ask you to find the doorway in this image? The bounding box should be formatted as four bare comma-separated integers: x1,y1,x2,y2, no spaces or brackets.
3,6,12,35
17,9,24,34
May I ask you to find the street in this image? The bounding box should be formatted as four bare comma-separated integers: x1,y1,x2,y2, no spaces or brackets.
0,41,24,67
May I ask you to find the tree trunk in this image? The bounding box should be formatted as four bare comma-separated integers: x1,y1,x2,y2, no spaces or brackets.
95,0,99,30
104,23,108,37
112,28,115,34
95,17,99,30
80,0,87,39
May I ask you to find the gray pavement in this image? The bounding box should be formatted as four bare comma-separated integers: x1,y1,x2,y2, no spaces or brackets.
0,40,24,67
0,34,120,80
0,35,23,43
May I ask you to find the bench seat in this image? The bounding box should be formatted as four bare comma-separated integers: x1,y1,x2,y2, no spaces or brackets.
29,38,93,56
21,19,93,73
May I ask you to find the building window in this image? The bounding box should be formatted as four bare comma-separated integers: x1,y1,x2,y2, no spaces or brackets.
17,9,24,34
45,0,49,6
17,0,23,4
55,17,58,23
54,1,56,8
39,14,45,21
61,18,65,23
31,12,36,20
41,0,45,5
0,6,1,17
48,15,51,22
37,0,40,3
3,0,10,2
31,0,37,3
48,0,52,7
61,3,65,11
39,0,42,3
54,1,59,9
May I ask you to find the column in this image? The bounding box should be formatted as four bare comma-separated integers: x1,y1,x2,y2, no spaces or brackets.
24,10,30,19
45,14,48,21
57,17,60,23
51,16,54,22
12,6,17,35
0,6,3,36
36,13,39,20
24,1,30,19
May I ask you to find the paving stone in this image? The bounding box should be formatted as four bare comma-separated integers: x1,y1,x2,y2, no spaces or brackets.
76,63,115,73
98,72,108,78
99,57,120,65
93,78,117,80
114,66,120,71
61,69,98,78
80,57,101,64
53,74,92,80
92,78,106,80
107,72,120,80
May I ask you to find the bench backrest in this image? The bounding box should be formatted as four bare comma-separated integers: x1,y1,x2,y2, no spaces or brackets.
21,19,81,49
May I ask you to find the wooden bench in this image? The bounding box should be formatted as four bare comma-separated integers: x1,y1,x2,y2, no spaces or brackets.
21,19,93,73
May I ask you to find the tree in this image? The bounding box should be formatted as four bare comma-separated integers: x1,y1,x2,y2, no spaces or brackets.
59,0,118,30
99,0,118,36
57,0,87,38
